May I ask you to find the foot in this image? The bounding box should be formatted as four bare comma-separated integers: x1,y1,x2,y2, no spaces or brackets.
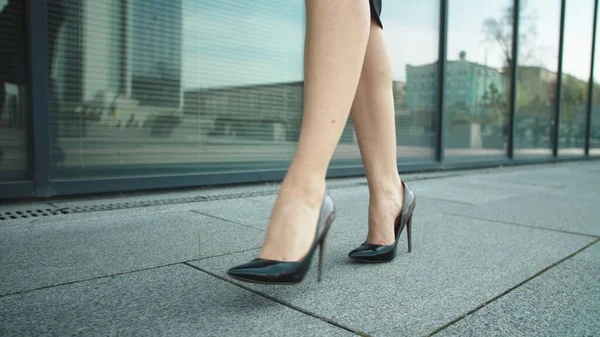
365,176,404,246
257,174,326,262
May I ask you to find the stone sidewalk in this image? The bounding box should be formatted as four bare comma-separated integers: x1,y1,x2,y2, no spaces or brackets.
0,161,598,336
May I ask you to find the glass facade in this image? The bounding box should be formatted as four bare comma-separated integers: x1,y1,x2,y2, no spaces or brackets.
444,0,512,162
50,0,306,178
382,0,440,162
0,0,28,181
514,0,561,158
559,0,595,157
1,0,599,198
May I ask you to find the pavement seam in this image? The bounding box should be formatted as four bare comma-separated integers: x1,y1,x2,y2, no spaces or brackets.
183,262,370,337
442,212,600,239
426,238,600,336
419,197,476,206
0,248,260,299
188,210,265,232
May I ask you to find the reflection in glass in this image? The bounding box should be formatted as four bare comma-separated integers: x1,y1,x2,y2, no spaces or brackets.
445,0,512,161
51,0,439,179
591,0,600,156
384,0,439,162
0,0,28,180
558,0,594,157
514,0,561,158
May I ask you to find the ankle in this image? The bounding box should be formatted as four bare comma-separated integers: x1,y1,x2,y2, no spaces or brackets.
368,174,403,202
280,171,326,207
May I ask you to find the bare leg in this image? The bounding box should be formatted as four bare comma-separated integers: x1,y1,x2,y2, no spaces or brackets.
258,0,371,261
351,21,404,246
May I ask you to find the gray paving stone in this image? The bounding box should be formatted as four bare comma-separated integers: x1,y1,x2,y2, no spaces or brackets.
192,213,594,337
326,186,471,219
573,241,600,265
408,175,554,205
0,265,353,337
469,164,600,188
436,259,600,337
225,186,470,231
0,211,263,295
189,198,272,230
448,192,600,236
552,180,600,199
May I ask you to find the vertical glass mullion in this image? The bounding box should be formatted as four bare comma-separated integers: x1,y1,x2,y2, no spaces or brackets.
586,0,599,156
26,0,51,196
508,0,520,159
553,0,567,158
437,0,448,164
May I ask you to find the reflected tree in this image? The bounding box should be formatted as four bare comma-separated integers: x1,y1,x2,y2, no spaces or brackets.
480,83,509,137
482,3,538,69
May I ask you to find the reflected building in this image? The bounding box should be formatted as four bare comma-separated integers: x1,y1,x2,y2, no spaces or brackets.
183,82,304,143
517,66,557,107
393,81,407,112
406,51,507,116
53,0,183,134
130,0,182,108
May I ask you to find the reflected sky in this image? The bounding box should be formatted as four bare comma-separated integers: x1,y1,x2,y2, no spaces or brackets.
182,0,439,88
0,0,595,89
517,0,561,71
182,0,305,89
182,0,596,89
562,0,595,81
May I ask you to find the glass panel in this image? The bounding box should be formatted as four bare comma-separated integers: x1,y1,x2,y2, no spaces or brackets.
591,0,600,156
514,0,561,158
445,0,512,161
51,0,439,180
51,0,303,178
558,0,594,157
384,1,439,162
0,0,28,181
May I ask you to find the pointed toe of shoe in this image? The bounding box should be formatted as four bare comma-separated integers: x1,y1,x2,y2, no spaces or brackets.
348,244,373,258
227,259,270,283
348,243,395,263
226,259,306,285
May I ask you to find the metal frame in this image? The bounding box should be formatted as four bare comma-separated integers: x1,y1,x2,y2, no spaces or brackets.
2,0,599,200
553,0,567,158
0,181,35,199
0,0,40,199
436,0,448,164
27,0,51,197
507,0,520,160
586,0,599,156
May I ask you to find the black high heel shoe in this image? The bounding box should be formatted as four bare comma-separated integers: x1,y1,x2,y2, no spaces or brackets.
348,181,415,263
227,192,336,285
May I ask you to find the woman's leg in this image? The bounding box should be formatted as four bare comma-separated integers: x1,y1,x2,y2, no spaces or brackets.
258,0,371,262
351,21,404,246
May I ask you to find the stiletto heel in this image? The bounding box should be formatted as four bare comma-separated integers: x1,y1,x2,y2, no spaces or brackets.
407,215,412,253
227,192,335,285
317,211,334,282
317,238,325,282
348,181,416,263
